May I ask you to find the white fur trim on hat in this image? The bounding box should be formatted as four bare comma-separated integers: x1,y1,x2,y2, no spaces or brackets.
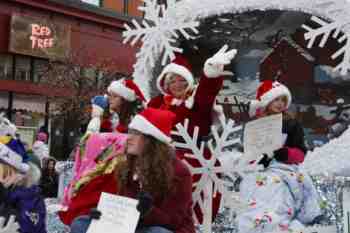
107,80,136,101
260,83,292,109
129,115,172,144
157,63,194,95
0,143,29,173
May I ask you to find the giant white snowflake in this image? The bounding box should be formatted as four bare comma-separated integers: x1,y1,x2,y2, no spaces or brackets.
122,0,199,98
302,15,350,75
172,118,242,232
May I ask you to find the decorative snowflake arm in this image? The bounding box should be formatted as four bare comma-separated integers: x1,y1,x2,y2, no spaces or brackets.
208,118,242,159
332,39,350,75
302,16,350,75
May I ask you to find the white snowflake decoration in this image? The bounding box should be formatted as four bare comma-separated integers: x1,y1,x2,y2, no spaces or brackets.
122,0,350,98
123,0,199,98
302,16,350,75
172,118,242,232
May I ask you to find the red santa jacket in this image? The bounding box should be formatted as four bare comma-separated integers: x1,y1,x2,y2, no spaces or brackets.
58,173,118,225
100,117,128,133
148,74,223,223
148,74,223,138
121,157,195,233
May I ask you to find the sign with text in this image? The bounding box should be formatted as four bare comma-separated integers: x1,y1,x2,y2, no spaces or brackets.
243,114,283,163
9,14,70,59
87,192,140,233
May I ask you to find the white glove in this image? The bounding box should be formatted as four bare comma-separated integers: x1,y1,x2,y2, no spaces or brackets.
0,216,19,233
86,117,101,133
203,44,237,78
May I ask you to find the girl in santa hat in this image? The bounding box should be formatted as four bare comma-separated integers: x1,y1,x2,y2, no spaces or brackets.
67,108,194,233
148,45,237,223
237,80,322,233
86,78,146,134
251,80,306,166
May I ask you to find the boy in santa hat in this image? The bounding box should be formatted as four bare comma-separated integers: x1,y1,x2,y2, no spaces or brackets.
86,79,146,134
148,45,237,223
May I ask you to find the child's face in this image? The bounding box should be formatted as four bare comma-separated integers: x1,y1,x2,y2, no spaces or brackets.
0,164,23,187
266,96,287,114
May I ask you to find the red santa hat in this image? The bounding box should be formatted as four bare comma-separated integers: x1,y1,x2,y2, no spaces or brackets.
156,53,194,95
128,108,176,144
107,79,146,102
255,80,292,109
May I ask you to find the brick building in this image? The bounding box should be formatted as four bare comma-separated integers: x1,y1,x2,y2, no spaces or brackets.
0,0,143,156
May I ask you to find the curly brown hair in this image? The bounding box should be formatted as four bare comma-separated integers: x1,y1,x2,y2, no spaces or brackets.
115,135,174,200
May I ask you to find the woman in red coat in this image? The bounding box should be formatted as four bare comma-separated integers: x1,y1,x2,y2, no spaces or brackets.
148,46,237,223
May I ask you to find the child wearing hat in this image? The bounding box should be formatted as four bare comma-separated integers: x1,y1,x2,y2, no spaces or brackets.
249,80,306,166
0,121,47,233
237,80,322,233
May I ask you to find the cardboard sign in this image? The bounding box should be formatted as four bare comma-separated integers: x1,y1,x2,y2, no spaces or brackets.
87,192,140,233
243,114,283,163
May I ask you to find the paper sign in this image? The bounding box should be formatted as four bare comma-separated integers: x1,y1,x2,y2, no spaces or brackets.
86,192,140,233
243,114,283,163
343,187,350,233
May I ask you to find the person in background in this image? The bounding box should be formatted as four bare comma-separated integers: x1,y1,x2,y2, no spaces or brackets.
40,157,59,198
32,132,49,167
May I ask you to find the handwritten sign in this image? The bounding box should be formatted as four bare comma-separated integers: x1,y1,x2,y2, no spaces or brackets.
87,192,140,233
243,114,283,163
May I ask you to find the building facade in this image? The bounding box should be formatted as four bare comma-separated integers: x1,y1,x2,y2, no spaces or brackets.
0,0,142,157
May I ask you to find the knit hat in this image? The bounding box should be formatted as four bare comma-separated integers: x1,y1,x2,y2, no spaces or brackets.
0,141,29,173
157,53,194,95
129,108,176,144
107,79,146,102
256,80,291,109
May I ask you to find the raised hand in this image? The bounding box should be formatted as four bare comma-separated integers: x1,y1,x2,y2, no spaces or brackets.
204,44,237,78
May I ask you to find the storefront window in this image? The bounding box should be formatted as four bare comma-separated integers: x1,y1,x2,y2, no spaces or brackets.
0,54,13,80
33,59,48,83
15,56,31,81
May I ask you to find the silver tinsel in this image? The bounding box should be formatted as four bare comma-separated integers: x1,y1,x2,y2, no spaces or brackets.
45,165,347,233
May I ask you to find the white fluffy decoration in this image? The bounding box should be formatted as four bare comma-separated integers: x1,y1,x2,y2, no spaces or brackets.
123,0,350,98
301,127,350,176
